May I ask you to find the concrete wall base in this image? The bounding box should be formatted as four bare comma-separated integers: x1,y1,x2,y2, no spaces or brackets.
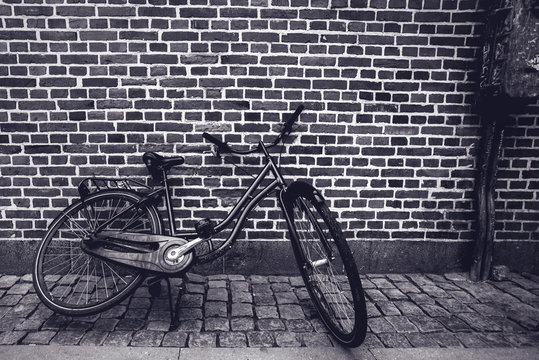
1,239,536,276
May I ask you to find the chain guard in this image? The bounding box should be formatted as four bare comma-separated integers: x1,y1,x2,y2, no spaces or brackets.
81,236,194,275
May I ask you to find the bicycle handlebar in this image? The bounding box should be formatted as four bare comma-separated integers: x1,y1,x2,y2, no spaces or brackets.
203,104,304,157
202,132,224,147
282,104,304,137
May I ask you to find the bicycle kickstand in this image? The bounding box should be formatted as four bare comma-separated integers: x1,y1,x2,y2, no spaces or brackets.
164,276,186,331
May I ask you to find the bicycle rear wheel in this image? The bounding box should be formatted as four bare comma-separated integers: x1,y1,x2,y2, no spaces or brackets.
283,182,367,347
33,190,161,315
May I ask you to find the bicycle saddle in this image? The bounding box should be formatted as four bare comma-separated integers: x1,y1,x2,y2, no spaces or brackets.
142,152,184,180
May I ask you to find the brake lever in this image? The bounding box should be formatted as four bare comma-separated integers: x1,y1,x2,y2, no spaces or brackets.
202,144,221,158
211,144,221,158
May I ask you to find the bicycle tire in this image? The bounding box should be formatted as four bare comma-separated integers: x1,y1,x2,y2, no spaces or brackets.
282,181,367,347
33,190,162,316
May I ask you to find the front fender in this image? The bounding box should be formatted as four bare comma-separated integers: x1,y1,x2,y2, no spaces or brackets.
280,181,325,207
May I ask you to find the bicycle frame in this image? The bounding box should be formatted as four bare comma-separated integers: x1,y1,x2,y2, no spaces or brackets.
163,141,289,255
82,141,291,273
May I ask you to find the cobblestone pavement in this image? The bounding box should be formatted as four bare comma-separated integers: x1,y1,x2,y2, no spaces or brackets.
0,272,537,349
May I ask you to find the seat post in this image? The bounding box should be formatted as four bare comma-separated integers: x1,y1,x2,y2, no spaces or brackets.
162,169,177,235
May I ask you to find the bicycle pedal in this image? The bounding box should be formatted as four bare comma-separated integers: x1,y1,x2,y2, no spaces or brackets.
195,218,215,239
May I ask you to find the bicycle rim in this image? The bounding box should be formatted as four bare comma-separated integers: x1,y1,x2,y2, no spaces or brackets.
291,196,360,344
33,191,159,314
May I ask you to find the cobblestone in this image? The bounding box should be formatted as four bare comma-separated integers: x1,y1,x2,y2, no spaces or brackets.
278,304,305,319
407,315,445,333
436,298,473,313
378,333,412,348
179,294,204,308
284,319,313,332
15,318,44,331
255,305,278,319
185,283,205,294
188,332,216,347
79,330,108,346
204,301,227,317
100,305,127,318
0,330,26,345
232,291,253,303
246,331,274,347
275,332,301,347
50,330,85,345
130,330,164,347
161,331,188,347
7,283,33,295
102,330,133,346
10,303,38,318
385,316,418,333
405,332,440,347
275,292,299,304
256,318,285,331
301,333,333,347
365,289,388,302
41,314,71,330
0,275,19,289
437,316,473,332
418,303,451,317
204,317,229,331
115,318,145,331
253,293,275,305
218,332,247,347
408,293,436,304
430,331,462,347
368,317,395,334
0,316,22,331
230,317,255,331
0,271,537,349
21,330,56,345
176,319,202,332
455,332,487,348
0,295,22,306
457,312,503,332
206,288,228,302
92,318,118,331
376,301,401,316
66,320,93,331
230,281,249,292
231,302,253,317
178,308,202,321
394,301,424,315
146,320,170,331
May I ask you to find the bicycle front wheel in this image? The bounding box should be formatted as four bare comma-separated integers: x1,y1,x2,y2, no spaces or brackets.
283,182,367,347
33,190,161,315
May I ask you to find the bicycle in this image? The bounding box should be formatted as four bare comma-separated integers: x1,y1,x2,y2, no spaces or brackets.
32,105,368,347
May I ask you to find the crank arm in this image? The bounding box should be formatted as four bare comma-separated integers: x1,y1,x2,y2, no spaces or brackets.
172,236,209,258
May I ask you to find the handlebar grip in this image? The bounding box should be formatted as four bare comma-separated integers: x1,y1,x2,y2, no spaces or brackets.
283,104,304,132
202,132,224,146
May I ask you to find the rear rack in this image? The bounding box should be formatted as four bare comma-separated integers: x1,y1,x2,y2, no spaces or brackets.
78,177,152,199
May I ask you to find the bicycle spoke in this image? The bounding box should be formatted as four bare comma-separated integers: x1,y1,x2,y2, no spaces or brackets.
36,192,153,312
101,261,109,299
293,197,355,334
58,256,88,300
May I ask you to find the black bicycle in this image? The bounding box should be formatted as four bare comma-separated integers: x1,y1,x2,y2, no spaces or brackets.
32,105,368,347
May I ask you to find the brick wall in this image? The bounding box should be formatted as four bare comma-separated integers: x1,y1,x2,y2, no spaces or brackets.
0,0,537,273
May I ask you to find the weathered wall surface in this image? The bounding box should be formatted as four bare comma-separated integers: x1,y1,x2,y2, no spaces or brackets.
0,0,537,274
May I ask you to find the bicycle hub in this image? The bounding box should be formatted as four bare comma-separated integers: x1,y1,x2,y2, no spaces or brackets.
157,238,194,273
164,245,184,266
